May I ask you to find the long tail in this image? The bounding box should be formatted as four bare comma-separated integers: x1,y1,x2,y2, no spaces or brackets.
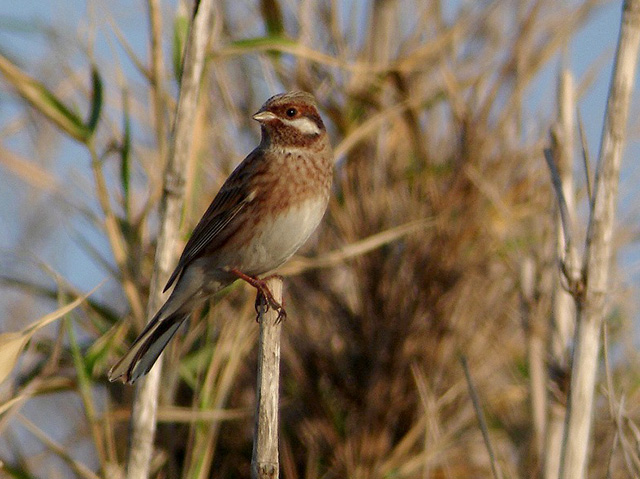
108,306,188,384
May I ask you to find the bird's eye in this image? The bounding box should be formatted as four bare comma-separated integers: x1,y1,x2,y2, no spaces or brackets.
286,108,297,117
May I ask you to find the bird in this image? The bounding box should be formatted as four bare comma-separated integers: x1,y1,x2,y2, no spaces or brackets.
108,91,333,384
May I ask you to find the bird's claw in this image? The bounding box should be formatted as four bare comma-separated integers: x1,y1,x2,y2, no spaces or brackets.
229,268,286,323
254,289,286,323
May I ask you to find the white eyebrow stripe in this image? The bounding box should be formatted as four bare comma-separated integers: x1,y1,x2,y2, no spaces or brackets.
284,116,321,135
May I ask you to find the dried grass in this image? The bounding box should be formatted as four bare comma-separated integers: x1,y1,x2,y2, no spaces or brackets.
0,1,637,478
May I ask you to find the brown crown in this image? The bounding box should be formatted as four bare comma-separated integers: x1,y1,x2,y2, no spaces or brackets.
254,91,327,148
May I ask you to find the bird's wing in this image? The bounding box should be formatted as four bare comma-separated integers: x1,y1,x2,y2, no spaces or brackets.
163,150,260,292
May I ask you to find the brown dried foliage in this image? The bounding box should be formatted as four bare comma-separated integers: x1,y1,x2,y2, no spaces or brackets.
2,1,638,479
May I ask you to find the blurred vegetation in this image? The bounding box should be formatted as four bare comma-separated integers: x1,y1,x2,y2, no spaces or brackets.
0,0,639,478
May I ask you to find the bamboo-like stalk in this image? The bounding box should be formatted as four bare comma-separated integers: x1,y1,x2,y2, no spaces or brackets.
559,2,640,478
544,67,576,479
125,2,214,479
251,277,283,479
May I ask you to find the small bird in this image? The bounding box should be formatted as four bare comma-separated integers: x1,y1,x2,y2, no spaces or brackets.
109,91,333,384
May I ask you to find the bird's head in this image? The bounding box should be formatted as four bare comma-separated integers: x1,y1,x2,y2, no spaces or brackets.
253,91,327,148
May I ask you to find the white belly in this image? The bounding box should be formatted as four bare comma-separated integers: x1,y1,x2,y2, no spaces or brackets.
239,196,327,275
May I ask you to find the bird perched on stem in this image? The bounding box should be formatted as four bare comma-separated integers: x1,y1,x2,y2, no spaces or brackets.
109,91,333,384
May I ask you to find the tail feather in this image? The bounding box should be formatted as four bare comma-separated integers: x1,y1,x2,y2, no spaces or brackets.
108,309,188,384
109,264,223,384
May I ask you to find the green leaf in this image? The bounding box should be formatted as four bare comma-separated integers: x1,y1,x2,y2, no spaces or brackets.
84,326,120,376
0,54,92,142
1,462,38,479
66,317,93,387
260,0,284,37
228,35,295,50
120,87,131,219
172,10,189,82
85,66,103,134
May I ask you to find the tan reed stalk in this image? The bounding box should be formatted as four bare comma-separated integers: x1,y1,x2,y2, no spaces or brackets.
559,2,640,478
544,67,576,479
125,2,215,479
251,277,284,479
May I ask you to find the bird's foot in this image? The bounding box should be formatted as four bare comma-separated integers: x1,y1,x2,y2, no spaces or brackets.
230,269,286,323
254,288,286,323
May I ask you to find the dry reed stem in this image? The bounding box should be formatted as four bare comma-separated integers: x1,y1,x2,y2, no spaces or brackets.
252,277,283,479
125,2,214,479
559,2,640,478
544,67,576,479
88,142,145,326
521,256,546,458
147,0,167,166
577,114,594,200
461,356,503,479
17,414,101,479
1,1,626,477
106,14,152,82
214,21,464,77
280,219,433,276
155,405,250,423
0,146,61,193
184,300,257,479
601,325,640,476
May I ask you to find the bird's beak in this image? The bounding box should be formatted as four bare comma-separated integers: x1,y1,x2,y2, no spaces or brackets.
252,110,277,123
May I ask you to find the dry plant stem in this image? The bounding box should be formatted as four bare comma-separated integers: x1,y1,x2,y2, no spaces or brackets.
520,257,546,458
559,2,640,478
17,414,101,479
279,219,433,276
577,114,593,201
147,0,167,164
544,68,576,479
553,68,578,349
543,149,573,256
252,277,283,479
88,141,145,325
460,356,503,479
185,300,256,479
125,2,215,479
603,325,640,476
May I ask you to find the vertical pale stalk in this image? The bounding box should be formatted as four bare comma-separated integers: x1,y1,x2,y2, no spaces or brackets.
125,2,215,479
544,68,576,479
559,2,640,478
520,257,546,459
147,0,167,164
251,277,283,479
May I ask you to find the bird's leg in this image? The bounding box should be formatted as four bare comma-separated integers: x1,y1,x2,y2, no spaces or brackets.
229,268,286,322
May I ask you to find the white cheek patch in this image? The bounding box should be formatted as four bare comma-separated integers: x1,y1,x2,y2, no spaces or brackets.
285,116,321,135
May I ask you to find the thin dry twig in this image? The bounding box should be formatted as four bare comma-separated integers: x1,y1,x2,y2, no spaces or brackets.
544,147,573,257
602,324,640,476
17,414,101,479
155,405,251,423
87,141,145,326
577,112,593,201
147,0,167,166
460,356,503,479
280,219,433,276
